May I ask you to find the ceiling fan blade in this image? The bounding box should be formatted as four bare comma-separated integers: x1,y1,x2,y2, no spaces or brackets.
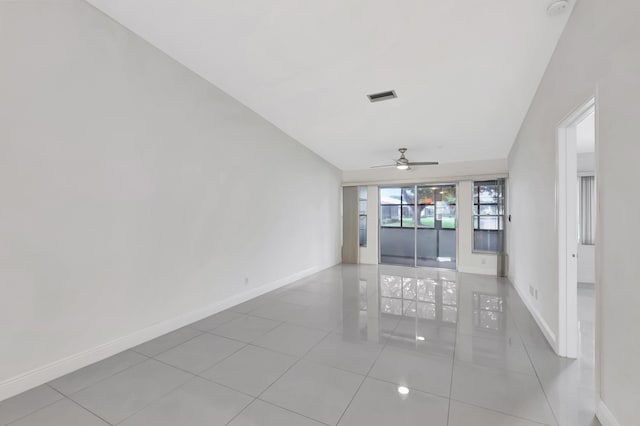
406,161,439,166
370,164,397,169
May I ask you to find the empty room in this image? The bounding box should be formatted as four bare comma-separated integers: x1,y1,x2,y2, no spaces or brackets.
0,0,638,425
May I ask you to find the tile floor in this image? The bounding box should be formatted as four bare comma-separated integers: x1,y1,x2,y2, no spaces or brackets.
0,265,599,425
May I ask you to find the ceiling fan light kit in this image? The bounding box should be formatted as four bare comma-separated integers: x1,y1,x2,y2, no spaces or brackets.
371,148,439,171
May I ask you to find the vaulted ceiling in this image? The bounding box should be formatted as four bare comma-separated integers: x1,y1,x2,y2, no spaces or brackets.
87,0,573,170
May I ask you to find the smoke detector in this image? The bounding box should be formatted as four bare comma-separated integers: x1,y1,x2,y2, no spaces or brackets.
547,0,569,16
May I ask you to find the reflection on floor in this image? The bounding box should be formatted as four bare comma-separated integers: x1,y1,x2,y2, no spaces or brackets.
380,255,457,269
0,265,599,426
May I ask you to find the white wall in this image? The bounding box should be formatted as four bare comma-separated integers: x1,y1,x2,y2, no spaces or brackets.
457,181,498,275
0,0,341,400
507,0,640,424
359,186,379,265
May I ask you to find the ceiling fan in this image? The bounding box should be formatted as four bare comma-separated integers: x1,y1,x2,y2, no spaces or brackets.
371,148,439,171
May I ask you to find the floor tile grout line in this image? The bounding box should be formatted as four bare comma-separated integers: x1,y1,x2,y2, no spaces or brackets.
189,313,246,334
505,298,561,426
105,369,195,426
220,396,256,426
450,357,538,379
16,318,259,426
253,327,332,401
52,389,115,426
198,321,283,346
448,397,554,426
131,329,204,358
2,387,66,426
251,399,332,426
5,354,151,426
446,290,460,426
334,313,404,425
150,339,250,379
49,352,151,398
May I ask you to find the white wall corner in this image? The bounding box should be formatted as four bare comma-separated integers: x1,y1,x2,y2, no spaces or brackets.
0,263,335,402
596,400,622,426
510,279,558,354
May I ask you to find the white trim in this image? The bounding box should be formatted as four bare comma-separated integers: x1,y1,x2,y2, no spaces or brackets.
343,172,508,187
556,97,595,359
457,265,497,275
0,263,334,402
511,279,558,353
596,400,622,426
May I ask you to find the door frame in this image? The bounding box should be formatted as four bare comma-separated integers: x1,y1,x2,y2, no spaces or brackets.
556,96,595,358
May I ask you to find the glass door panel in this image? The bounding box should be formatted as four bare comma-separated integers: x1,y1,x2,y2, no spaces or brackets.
416,185,457,269
380,184,457,269
379,187,416,266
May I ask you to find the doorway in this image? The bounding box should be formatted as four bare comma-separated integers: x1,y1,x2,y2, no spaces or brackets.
557,97,596,360
379,184,457,269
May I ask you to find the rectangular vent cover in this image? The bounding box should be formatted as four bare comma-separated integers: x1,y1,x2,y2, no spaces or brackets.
367,90,397,103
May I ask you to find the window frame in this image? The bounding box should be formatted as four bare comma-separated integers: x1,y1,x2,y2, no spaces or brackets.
472,180,505,253
358,186,368,247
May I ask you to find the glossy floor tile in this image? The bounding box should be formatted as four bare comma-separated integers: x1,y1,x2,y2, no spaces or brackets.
448,400,546,426
369,345,453,397
209,315,281,343
190,310,245,332
8,399,109,426
69,359,193,424
155,333,246,374
260,359,364,425
201,345,297,396
49,350,147,395
251,323,328,357
338,377,449,426
132,327,202,357
451,361,556,425
228,399,325,426
1,264,598,426
119,377,252,426
0,385,62,425
304,332,385,375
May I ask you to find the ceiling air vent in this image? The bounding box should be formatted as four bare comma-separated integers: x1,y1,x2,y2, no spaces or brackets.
367,90,397,103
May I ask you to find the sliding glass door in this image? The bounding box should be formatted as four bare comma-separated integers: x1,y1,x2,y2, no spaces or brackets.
379,184,457,269
415,185,456,268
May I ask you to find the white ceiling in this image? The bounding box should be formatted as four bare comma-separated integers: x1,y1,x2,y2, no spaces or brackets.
87,0,573,170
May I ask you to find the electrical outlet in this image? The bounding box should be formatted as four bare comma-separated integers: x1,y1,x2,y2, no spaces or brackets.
481,257,486,265
244,277,249,286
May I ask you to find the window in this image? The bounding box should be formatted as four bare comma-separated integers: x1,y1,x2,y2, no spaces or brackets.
579,176,596,245
359,186,367,247
380,187,414,227
473,180,505,252
380,186,457,229
424,186,457,230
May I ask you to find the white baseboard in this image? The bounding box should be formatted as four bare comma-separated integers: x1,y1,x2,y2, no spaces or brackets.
0,263,335,402
457,265,496,275
511,280,558,353
596,400,621,426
